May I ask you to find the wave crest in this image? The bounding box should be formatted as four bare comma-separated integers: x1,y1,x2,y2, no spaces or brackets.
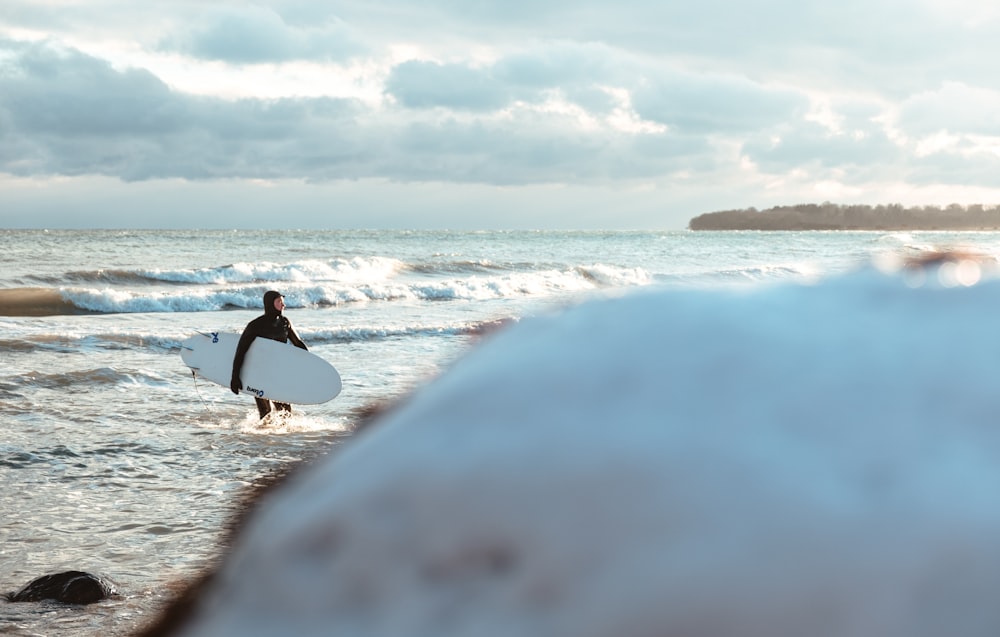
0,288,83,317
4,262,652,316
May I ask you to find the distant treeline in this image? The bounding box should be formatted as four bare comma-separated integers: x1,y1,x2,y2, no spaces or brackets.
688,203,1000,231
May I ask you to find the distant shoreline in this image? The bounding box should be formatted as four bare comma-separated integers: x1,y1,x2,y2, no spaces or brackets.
688,203,1000,231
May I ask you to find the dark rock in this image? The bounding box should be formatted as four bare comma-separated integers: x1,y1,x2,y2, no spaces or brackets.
4,571,119,604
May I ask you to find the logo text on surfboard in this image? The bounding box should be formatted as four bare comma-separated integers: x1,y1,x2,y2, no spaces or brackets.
245,385,265,397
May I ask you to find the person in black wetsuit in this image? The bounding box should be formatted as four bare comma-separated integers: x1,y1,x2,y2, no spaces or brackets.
230,290,308,419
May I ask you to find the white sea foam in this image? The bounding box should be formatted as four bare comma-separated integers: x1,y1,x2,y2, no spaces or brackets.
54,264,653,314
576,263,651,286
234,411,352,435
136,257,407,286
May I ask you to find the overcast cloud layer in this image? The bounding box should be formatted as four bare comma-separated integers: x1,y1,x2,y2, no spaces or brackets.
2,0,999,229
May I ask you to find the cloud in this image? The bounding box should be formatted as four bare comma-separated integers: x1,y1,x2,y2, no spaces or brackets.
742,119,900,171
492,41,622,88
0,40,369,181
166,6,365,63
386,113,689,185
906,149,1000,190
4,40,177,137
898,82,1000,137
385,61,515,111
631,71,808,135
385,41,627,113
0,38,716,187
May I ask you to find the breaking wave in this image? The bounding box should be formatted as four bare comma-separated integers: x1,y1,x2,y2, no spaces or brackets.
1,261,652,316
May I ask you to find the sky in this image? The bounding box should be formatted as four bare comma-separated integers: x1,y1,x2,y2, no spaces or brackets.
2,0,999,230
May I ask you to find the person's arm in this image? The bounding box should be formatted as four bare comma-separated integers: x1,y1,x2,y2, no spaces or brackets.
286,319,308,351
230,328,257,393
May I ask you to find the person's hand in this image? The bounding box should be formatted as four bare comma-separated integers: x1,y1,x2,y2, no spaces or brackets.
230,376,242,395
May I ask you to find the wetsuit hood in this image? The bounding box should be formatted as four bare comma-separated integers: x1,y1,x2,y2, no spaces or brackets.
263,290,283,317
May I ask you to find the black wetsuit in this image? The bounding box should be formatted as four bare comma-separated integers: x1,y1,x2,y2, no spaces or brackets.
231,291,307,418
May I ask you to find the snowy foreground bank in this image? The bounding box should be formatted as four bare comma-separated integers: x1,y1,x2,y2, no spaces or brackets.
167,259,1000,637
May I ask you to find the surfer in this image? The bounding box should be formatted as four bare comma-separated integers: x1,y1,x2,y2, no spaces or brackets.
231,290,308,419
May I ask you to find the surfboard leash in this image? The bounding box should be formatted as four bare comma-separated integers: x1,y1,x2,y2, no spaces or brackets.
190,368,215,413
182,339,215,413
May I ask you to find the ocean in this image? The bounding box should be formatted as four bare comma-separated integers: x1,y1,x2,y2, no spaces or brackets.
2,228,999,636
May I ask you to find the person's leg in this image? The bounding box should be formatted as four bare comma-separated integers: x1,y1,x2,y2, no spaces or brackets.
274,402,292,414
255,397,272,419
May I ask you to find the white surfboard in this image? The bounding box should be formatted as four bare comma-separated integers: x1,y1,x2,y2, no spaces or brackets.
181,331,342,404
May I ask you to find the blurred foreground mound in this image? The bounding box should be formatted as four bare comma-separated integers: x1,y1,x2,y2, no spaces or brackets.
151,256,1000,637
